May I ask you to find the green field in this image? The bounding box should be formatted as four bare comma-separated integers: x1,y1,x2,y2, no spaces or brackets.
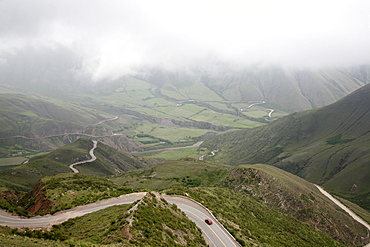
0,157,27,169
137,147,203,160
133,124,212,142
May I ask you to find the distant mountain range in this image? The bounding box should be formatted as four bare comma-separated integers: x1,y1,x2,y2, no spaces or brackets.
203,83,370,209
139,64,369,112
1,52,369,112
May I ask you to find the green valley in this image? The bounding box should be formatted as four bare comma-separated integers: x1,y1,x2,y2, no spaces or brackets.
0,65,370,247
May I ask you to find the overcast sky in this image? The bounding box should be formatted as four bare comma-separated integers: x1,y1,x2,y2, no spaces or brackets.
1,0,370,81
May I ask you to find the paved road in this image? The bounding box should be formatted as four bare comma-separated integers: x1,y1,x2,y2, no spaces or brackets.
0,192,146,228
69,140,98,173
0,193,240,246
163,195,240,247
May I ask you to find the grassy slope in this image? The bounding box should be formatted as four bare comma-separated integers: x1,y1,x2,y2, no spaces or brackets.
1,193,206,247
112,160,369,246
0,138,158,191
51,193,207,246
0,93,119,157
74,141,161,177
1,159,368,246
203,84,370,209
0,138,92,191
172,187,344,247
0,232,69,247
31,174,134,215
221,164,369,246
0,94,109,138
110,158,231,191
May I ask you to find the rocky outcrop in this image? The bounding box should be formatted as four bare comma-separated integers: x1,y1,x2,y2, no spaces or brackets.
20,181,53,216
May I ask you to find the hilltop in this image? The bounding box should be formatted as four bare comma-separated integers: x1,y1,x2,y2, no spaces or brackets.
203,84,370,209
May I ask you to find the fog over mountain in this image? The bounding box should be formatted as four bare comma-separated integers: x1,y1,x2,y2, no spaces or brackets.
1,0,370,83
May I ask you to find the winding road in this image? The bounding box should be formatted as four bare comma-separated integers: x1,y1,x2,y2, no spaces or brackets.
242,101,275,119
2,185,368,246
69,140,98,173
163,195,239,247
0,193,239,246
0,193,146,228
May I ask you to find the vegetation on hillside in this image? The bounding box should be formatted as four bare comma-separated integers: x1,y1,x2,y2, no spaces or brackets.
111,158,230,191
0,173,135,217
0,138,93,191
167,187,345,247
77,141,161,177
221,164,369,245
0,93,117,156
203,84,370,209
112,160,369,246
0,156,369,246
4,193,207,246
0,138,159,192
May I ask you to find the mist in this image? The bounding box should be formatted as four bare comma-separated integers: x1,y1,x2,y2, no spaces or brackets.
1,0,370,82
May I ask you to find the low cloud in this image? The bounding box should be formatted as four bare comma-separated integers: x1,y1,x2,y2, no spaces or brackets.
1,0,370,81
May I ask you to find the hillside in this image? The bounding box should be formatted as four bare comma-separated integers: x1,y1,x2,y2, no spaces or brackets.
1,157,369,245
0,93,142,157
221,164,369,245
0,138,159,191
112,160,370,246
1,174,135,216
136,64,368,112
203,84,370,209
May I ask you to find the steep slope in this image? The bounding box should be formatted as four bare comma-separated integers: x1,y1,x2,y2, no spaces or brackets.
203,84,370,209
222,164,369,246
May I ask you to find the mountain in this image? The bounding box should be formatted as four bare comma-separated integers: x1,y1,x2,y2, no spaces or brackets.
0,93,142,157
135,64,369,112
203,84,370,209
1,63,369,157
